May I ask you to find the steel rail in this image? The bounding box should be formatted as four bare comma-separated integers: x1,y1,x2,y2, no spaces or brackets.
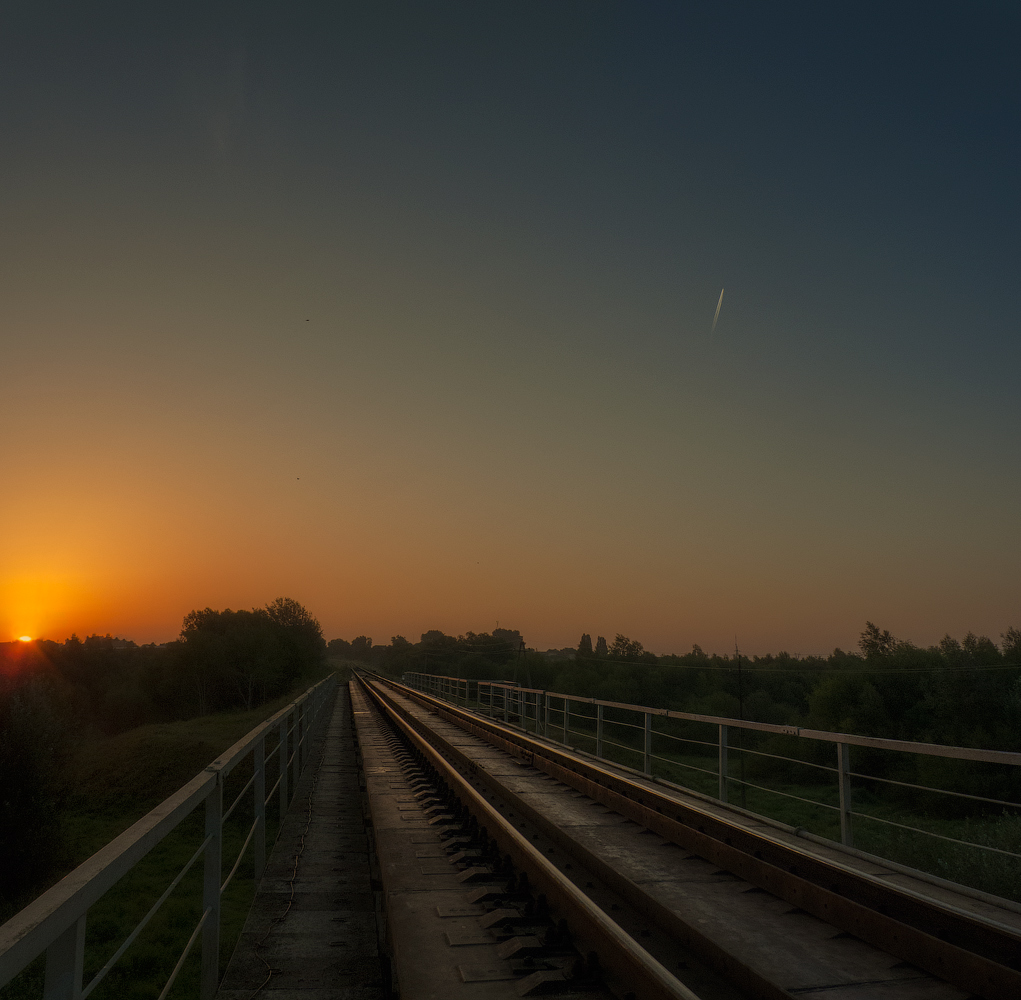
379,673,1021,1000
356,675,701,1000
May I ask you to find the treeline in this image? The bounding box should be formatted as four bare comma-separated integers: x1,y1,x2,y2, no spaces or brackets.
334,622,1021,823
0,598,326,896
327,627,525,676
339,622,1021,754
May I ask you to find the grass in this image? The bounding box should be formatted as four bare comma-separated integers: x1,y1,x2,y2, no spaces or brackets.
1,673,339,1000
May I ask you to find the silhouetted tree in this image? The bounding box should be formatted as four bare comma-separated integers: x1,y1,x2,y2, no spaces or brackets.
609,634,645,660
1002,627,1021,662
594,636,608,657
0,671,74,896
178,599,324,712
577,634,593,658
327,637,352,657
858,621,897,659
350,636,373,661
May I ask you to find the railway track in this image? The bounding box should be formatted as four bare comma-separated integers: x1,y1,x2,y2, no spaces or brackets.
352,672,1021,1000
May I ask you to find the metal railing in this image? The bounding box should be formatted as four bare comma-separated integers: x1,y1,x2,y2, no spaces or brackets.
401,671,1021,870
0,674,337,1000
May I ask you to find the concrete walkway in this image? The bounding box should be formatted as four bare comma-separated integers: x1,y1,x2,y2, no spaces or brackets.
216,683,386,1000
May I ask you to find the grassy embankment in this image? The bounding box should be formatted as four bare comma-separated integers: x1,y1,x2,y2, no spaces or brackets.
1,665,347,1000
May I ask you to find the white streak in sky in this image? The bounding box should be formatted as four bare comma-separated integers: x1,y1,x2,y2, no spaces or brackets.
711,288,725,335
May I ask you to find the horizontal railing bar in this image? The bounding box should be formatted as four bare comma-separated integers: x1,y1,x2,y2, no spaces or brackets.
0,768,215,988
221,818,259,894
407,672,1021,765
598,737,644,758
651,732,719,750
848,772,1021,810
724,778,842,812
565,728,593,741
600,718,647,733
649,754,719,779
80,833,212,999
206,676,331,777
265,773,283,805
721,745,838,774
223,772,256,825
794,727,1021,766
851,811,1021,859
155,907,210,1000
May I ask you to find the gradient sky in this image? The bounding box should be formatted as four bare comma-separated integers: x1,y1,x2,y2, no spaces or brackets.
2,2,1019,654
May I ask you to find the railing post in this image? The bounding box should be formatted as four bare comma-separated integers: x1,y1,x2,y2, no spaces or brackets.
200,773,222,1000
42,915,86,1000
254,736,266,880
292,704,301,791
837,742,853,847
504,686,509,723
544,693,550,738
718,724,729,803
563,698,570,744
279,715,289,812
596,704,604,758
644,712,653,775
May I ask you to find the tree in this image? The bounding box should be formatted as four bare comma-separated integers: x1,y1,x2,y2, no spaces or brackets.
858,622,896,659
264,597,325,673
493,628,523,651
0,673,74,895
577,634,593,658
1002,627,1021,662
594,636,608,657
609,634,646,660
327,637,352,657
350,636,373,661
178,599,324,713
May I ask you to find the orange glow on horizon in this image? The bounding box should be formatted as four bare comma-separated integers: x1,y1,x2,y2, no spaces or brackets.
18,636,32,642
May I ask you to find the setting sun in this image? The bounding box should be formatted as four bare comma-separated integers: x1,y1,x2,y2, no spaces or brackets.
18,636,33,642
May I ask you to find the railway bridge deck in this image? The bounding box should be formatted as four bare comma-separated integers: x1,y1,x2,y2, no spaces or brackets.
213,676,1021,1000
3,673,1020,1000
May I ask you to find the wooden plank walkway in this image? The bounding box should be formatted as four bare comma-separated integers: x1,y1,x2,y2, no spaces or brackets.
217,683,386,1000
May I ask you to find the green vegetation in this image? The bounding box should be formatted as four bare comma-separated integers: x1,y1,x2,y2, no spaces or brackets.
0,673,341,1000
0,598,326,899
350,622,1021,901
0,596,332,999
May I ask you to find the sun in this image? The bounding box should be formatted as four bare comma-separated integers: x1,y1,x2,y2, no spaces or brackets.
18,636,33,642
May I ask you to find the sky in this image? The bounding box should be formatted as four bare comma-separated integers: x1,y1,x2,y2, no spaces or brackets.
1,2,1019,655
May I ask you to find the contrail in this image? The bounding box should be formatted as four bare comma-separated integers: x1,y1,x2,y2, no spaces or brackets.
711,287,725,335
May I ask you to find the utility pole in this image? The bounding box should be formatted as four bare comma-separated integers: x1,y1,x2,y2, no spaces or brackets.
518,638,531,688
